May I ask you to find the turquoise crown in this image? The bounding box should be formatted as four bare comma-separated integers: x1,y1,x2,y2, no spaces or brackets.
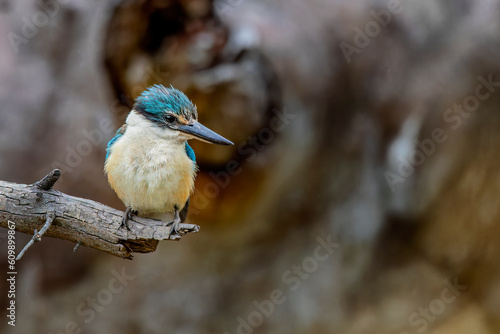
134,84,198,123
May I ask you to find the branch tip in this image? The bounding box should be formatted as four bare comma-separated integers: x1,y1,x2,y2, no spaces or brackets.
73,241,81,253
34,169,61,191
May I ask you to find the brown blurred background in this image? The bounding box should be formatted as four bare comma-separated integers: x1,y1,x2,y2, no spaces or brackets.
1,0,500,333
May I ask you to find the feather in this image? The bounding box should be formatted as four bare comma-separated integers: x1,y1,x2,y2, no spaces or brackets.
105,124,127,160
133,84,198,125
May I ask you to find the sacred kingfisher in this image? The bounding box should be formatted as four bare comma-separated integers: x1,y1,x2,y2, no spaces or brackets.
104,84,233,236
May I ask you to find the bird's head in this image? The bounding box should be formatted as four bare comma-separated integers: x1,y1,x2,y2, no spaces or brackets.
133,84,233,145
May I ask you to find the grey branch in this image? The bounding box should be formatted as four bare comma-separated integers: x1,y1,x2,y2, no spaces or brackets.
34,169,61,190
16,211,55,260
0,170,200,259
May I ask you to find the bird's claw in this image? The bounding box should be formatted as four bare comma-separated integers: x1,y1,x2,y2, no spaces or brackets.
121,207,137,231
166,206,183,239
166,219,183,239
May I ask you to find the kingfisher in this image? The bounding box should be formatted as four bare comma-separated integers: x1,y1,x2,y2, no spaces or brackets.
104,84,233,236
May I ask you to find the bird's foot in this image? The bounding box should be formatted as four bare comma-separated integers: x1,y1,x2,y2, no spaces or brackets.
166,206,183,239
121,206,137,231
166,220,180,239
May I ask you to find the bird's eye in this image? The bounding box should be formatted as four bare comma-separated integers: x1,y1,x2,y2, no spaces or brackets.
165,115,176,123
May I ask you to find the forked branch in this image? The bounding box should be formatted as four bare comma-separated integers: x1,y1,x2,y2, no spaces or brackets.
0,169,200,260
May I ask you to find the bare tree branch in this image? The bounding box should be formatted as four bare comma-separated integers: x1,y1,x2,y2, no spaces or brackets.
16,211,55,260
0,170,200,260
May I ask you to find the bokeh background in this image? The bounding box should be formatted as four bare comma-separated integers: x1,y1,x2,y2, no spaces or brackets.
1,0,500,333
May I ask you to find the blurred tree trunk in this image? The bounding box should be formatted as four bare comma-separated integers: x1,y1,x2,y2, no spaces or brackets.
1,0,500,333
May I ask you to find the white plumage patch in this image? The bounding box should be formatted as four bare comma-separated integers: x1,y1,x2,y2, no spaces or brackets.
105,111,196,219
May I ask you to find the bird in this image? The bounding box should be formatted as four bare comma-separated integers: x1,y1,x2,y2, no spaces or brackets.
104,84,233,237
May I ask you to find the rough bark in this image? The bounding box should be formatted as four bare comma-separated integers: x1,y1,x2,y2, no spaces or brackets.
0,170,199,260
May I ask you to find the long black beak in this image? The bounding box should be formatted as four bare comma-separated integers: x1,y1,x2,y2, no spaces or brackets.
177,121,233,145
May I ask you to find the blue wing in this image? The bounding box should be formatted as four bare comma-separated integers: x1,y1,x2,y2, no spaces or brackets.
106,125,127,160
181,143,196,222
185,142,196,165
